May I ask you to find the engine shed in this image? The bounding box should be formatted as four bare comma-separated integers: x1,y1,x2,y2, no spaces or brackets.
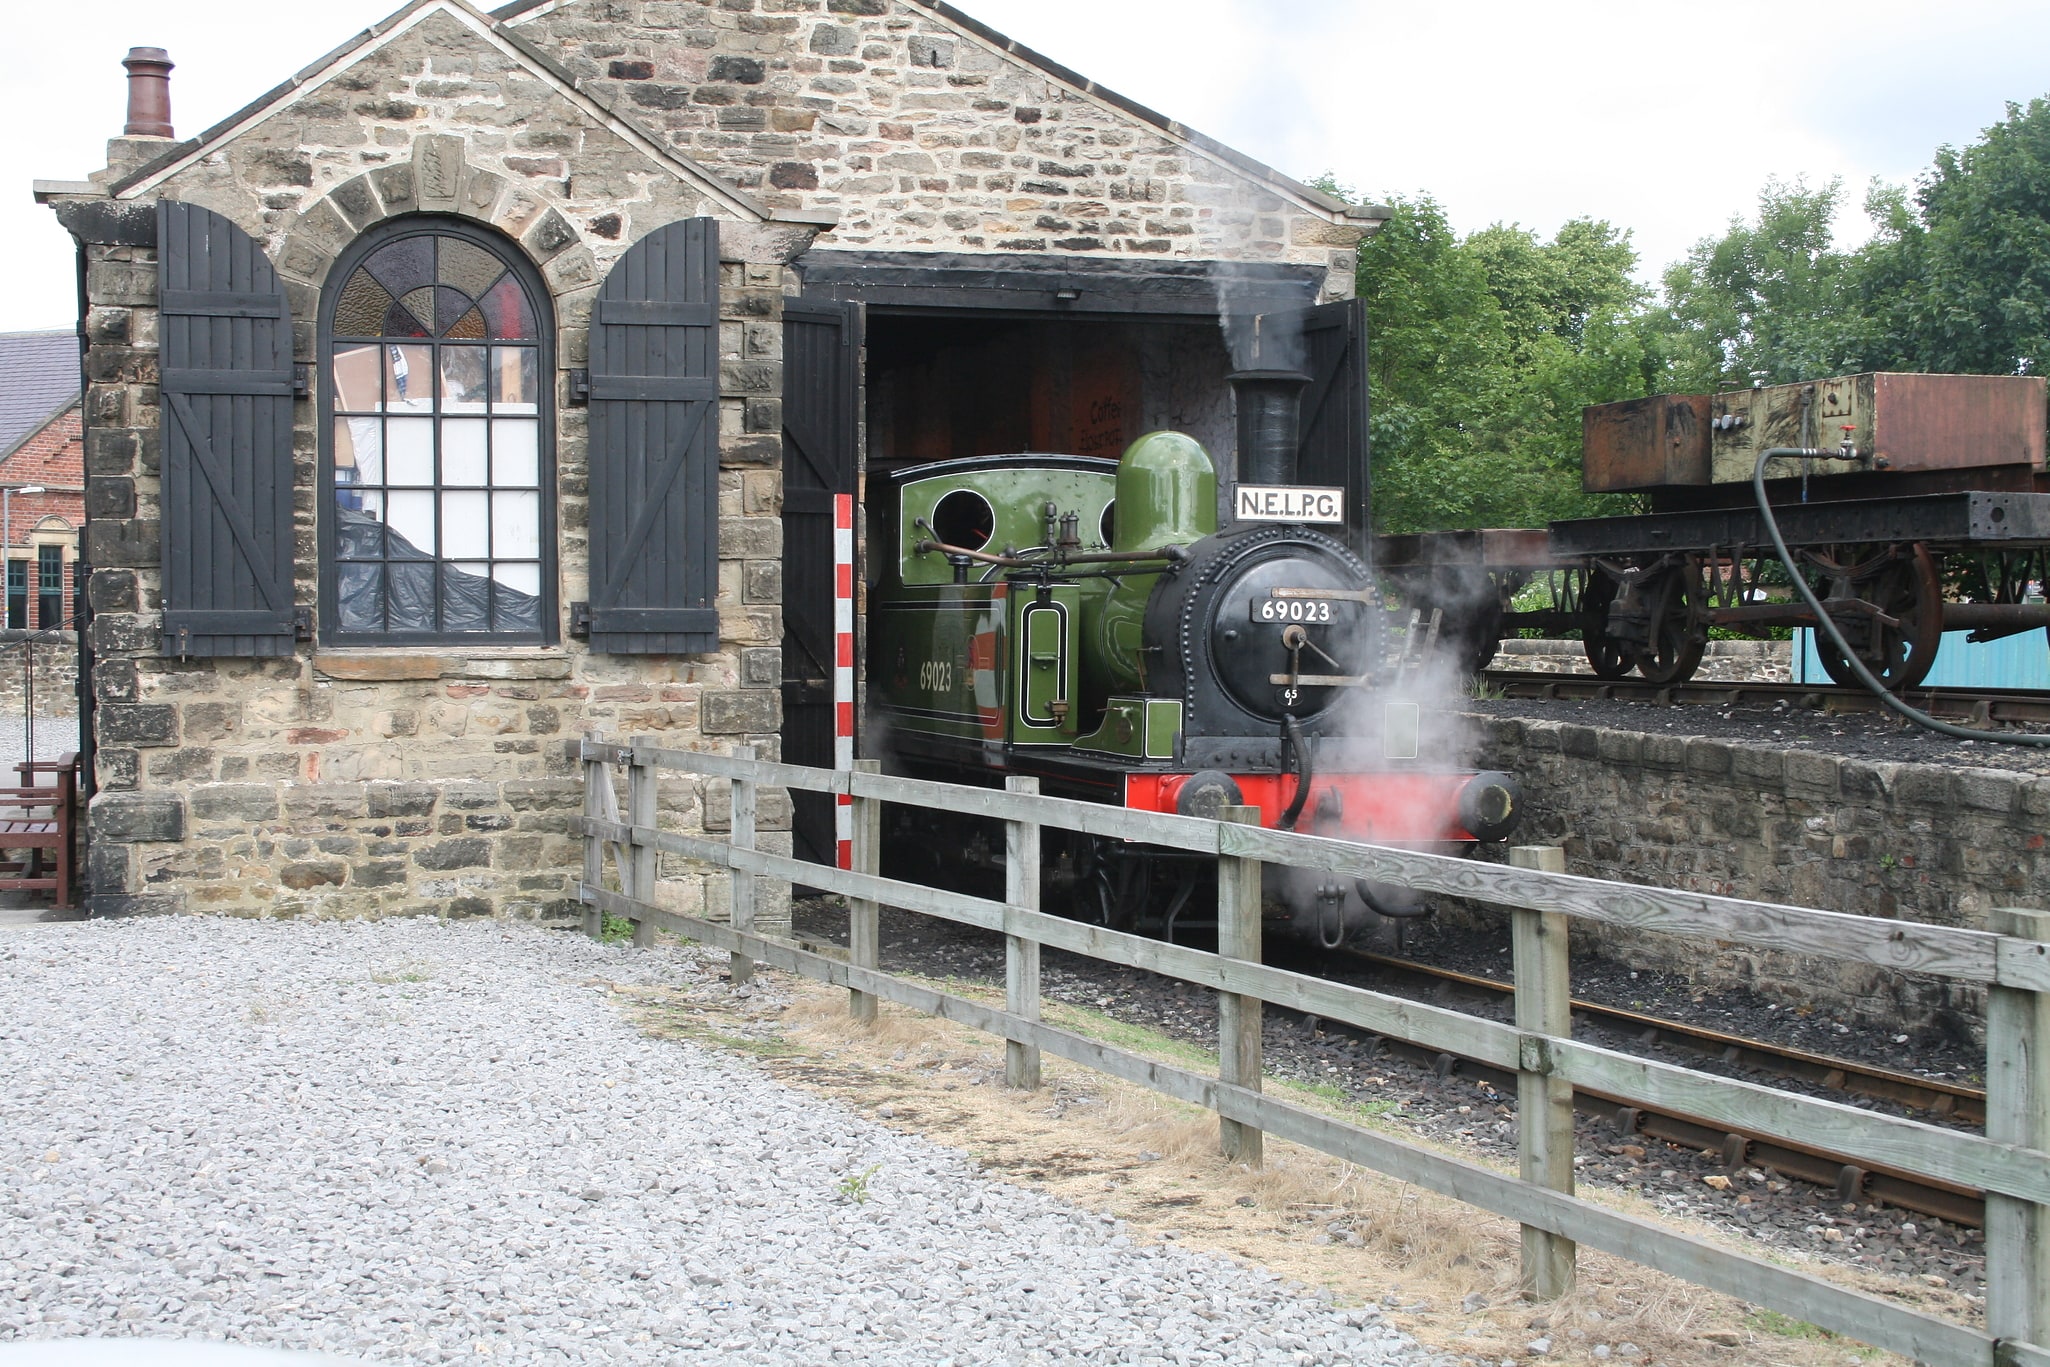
38,0,1381,921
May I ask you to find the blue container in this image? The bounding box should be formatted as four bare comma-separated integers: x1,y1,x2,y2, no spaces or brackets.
1795,626,2050,690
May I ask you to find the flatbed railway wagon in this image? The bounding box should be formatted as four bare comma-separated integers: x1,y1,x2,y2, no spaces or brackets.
1382,373,2050,692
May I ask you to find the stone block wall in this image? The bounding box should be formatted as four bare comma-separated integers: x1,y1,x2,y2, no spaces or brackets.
0,634,79,721
508,0,1367,297
1468,712,2049,1035
55,8,813,923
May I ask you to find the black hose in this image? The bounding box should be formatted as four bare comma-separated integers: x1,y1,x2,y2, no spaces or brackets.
1276,715,1312,831
1752,447,2050,747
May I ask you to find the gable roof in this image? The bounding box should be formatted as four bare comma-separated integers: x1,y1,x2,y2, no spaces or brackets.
105,0,801,224
493,0,1387,227
0,333,79,461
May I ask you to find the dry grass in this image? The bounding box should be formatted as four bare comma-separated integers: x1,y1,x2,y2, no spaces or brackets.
617,962,1975,1367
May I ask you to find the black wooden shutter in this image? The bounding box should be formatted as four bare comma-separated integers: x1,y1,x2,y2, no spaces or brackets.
781,298,858,867
157,200,297,656
1259,297,1371,559
586,217,721,654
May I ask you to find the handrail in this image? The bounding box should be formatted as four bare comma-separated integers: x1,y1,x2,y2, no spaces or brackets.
575,736,2050,1366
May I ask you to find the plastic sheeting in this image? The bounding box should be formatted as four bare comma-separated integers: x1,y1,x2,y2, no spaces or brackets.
334,506,540,634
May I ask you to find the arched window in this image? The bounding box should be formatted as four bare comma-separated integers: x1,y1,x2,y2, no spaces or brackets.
319,217,555,643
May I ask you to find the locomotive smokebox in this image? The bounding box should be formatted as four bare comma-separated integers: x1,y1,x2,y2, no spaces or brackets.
1228,369,1311,488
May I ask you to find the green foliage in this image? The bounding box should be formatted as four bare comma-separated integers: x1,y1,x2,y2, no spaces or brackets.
599,914,636,944
1655,178,1860,389
1353,191,1651,533
836,1162,881,1204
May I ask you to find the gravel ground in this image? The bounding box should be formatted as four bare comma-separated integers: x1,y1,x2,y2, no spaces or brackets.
798,900,1990,1306
0,717,78,782
1460,694,2050,773
0,917,1436,1367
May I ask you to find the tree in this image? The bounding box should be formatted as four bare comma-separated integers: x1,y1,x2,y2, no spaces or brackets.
1854,97,2050,375
1654,178,1858,391
1350,193,1651,532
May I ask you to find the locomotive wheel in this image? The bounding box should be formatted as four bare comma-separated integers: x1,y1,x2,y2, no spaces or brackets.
1809,542,1943,693
1580,571,1632,679
1630,564,1709,687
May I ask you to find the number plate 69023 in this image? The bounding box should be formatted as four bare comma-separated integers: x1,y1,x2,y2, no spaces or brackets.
1250,596,1335,624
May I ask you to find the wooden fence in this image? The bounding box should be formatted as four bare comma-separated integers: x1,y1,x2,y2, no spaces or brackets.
573,736,2050,1367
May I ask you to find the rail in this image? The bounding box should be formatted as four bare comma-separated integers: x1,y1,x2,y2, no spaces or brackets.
573,736,2050,1367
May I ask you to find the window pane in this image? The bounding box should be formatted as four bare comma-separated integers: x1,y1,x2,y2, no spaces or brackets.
335,495,384,559
442,490,490,559
387,490,437,555
388,563,436,632
481,274,535,340
491,491,541,559
441,345,488,411
385,345,434,410
443,419,488,486
385,419,434,485
442,563,492,632
332,345,381,411
490,419,538,486
335,563,385,632
492,347,539,410
493,567,542,634
493,561,541,597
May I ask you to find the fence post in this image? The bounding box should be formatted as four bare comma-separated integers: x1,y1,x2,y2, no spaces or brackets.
1004,776,1042,1090
1987,906,2050,1349
848,759,883,1022
1217,804,1263,1167
579,731,606,939
627,736,659,949
729,744,757,985
1510,844,1576,1299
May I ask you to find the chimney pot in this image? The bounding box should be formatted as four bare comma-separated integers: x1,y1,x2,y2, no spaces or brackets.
122,46,174,139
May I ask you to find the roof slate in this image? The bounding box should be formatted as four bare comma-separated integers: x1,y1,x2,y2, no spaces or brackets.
0,332,79,459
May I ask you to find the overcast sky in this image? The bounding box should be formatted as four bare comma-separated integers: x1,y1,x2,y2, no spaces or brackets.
5,0,2048,333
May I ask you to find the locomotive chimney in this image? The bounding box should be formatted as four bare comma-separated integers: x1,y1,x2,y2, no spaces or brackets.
1227,369,1311,487
122,47,175,139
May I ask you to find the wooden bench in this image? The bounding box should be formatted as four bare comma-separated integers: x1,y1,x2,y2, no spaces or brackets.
0,751,79,908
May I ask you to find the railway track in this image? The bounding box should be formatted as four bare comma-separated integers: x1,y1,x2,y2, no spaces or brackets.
1301,948,1989,1229
1479,667,2050,726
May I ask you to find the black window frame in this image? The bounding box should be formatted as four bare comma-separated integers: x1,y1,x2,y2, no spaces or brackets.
316,214,559,648
36,544,61,630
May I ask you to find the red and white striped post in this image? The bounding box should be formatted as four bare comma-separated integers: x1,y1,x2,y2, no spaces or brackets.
834,493,856,868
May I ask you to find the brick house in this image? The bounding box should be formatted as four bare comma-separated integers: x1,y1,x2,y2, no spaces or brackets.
0,332,86,631
36,0,1381,920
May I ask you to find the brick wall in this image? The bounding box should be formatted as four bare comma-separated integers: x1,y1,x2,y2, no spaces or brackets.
0,405,84,627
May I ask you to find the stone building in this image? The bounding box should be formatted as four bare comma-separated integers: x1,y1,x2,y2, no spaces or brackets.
0,332,86,631
35,0,1380,920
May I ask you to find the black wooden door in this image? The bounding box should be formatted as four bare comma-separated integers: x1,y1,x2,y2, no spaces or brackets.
781,298,859,866
1257,297,1371,560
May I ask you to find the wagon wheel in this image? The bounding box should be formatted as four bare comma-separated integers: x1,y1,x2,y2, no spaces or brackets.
1579,569,1632,679
1630,562,1709,687
1807,542,1944,693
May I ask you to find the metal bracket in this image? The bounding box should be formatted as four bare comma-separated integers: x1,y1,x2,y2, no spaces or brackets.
567,369,590,408
293,607,313,641
292,364,312,399
569,601,591,639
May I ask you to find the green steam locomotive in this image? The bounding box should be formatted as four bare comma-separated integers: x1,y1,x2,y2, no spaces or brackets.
870,419,1519,947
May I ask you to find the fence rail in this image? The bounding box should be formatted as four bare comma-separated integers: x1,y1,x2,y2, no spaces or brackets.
575,735,2050,1367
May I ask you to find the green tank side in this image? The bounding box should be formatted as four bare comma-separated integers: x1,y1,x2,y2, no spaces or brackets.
1087,432,1217,694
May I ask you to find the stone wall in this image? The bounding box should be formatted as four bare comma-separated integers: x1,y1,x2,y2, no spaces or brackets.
507,0,1367,296
57,8,808,923
1467,711,2047,1036
0,635,79,720
1488,638,1793,684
